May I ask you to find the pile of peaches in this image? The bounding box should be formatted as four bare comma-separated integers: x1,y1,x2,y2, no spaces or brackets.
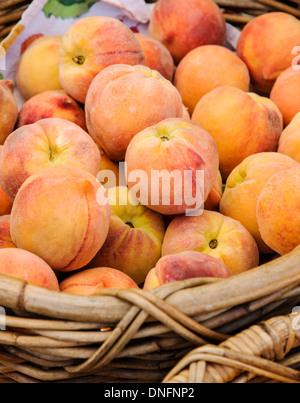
0,0,299,297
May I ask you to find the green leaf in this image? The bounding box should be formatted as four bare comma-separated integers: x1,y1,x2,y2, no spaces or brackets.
43,0,99,19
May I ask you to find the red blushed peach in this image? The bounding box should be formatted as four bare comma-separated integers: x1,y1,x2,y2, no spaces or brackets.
278,113,300,163
0,81,18,145
192,86,283,179
143,251,232,291
58,17,145,104
237,12,300,94
220,152,299,253
0,248,59,291
0,146,13,215
270,67,300,127
204,170,223,212
60,267,138,296
88,186,165,285
85,64,184,161
162,210,259,276
10,165,111,272
17,90,87,131
0,118,101,201
257,167,300,256
134,33,176,81
174,45,250,115
149,0,226,64
0,216,16,249
16,35,63,101
125,118,219,216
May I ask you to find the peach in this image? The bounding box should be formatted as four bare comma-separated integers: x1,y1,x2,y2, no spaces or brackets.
0,248,59,291
10,165,111,272
134,33,176,81
257,167,300,256
149,0,226,64
162,210,259,276
98,148,120,188
270,67,300,127
192,86,283,179
85,64,184,161
60,267,139,296
204,170,223,212
174,45,250,115
220,152,299,254
16,35,63,100
17,90,87,131
88,186,165,285
144,251,232,291
125,118,219,215
0,81,18,145
58,17,145,103
0,146,12,216
278,113,300,163
0,118,101,201
236,12,300,94
0,216,15,249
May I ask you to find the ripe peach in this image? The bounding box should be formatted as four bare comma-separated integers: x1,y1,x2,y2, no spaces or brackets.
85,64,183,161
16,35,63,100
192,86,283,179
0,81,18,145
174,45,250,115
10,165,111,272
257,167,300,256
149,0,226,64
58,17,145,103
98,148,120,188
236,12,300,94
0,147,12,215
0,118,101,201
60,267,139,296
144,251,232,291
278,113,300,163
0,248,59,291
125,118,219,215
17,90,87,131
0,216,15,249
220,152,299,254
204,170,223,212
270,67,300,127
162,210,259,276
88,186,165,285
134,33,176,81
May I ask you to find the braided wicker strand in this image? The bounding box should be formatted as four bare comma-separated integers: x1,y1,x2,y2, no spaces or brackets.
163,314,300,383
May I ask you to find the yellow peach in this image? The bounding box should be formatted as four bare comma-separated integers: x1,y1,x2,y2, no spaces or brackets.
278,112,300,163
0,81,18,145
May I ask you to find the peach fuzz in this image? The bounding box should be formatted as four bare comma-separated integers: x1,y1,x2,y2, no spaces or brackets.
0,118,101,201
144,251,232,291
204,170,223,212
60,267,138,296
0,81,18,145
16,35,63,100
162,210,259,276
220,152,299,254
85,64,184,161
0,248,59,291
149,0,226,64
192,86,283,179
17,90,87,131
0,216,15,249
59,17,145,104
10,165,111,272
134,33,176,82
257,167,300,256
270,67,300,127
125,118,219,215
278,113,300,163
236,12,300,94
88,186,165,285
174,45,250,115
0,147,12,216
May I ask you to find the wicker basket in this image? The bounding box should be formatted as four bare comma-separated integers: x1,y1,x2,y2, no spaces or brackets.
0,0,299,384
